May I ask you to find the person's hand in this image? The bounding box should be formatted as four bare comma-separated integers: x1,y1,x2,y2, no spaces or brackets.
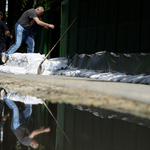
40,126,45,130
44,127,50,132
44,26,49,30
40,126,50,132
10,35,13,39
49,24,55,29
1,112,10,121
44,24,55,30
6,112,10,117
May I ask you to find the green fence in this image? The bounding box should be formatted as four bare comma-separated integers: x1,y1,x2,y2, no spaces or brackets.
56,104,150,150
60,0,150,57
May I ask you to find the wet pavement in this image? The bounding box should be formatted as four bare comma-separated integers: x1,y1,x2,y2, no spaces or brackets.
0,72,150,104
0,72,150,149
0,94,57,150
0,73,150,118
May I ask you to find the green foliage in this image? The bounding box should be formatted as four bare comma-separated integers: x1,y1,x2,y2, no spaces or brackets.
20,0,62,11
40,0,61,11
21,0,29,8
38,144,45,150
40,0,52,11
15,141,21,150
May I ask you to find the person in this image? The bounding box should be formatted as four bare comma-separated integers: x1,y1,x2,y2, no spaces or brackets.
0,11,13,61
1,89,50,149
1,6,55,63
0,89,10,128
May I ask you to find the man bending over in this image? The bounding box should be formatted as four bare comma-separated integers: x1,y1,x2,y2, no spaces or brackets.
2,6,54,63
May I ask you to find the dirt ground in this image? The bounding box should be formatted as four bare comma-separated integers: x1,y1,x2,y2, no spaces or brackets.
0,73,150,120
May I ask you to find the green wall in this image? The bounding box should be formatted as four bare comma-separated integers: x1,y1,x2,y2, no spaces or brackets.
56,104,150,150
60,0,150,57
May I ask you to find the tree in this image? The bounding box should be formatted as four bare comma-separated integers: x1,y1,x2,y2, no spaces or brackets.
38,0,63,11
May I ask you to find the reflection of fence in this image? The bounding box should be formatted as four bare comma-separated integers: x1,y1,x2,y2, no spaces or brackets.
60,0,150,57
56,104,150,150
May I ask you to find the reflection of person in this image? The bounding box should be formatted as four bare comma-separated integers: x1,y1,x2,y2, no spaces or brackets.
1,6,55,63
0,11,13,60
0,89,10,128
1,90,50,149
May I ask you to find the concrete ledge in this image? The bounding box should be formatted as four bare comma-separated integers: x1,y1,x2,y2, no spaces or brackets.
0,72,150,119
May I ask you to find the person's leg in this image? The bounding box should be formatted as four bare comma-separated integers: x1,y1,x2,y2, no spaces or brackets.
20,104,32,119
3,97,20,130
24,32,35,53
0,44,6,63
19,104,32,126
0,44,5,58
5,23,24,56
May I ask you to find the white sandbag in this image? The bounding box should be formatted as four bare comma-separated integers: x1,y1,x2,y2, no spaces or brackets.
7,92,44,104
48,57,68,71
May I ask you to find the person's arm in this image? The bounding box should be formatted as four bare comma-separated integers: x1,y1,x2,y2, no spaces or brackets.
5,30,13,39
28,126,50,138
33,17,54,30
1,112,10,122
0,113,10,129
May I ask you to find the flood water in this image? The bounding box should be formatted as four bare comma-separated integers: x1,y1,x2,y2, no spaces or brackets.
0,88,150,150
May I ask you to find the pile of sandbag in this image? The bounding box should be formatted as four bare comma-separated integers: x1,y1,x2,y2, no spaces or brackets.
0,53,68,75
0,53,150,84
5,89,43,104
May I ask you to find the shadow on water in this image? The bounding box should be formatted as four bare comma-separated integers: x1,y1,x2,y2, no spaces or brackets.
0,87,150,150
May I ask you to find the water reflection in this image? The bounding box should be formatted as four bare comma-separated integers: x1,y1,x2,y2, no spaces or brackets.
0,88,57,150
57,104,150,150
5,98,47,149
0,87,150,150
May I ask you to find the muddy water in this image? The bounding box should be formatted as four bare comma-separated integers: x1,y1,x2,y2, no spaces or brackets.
0,88,150,150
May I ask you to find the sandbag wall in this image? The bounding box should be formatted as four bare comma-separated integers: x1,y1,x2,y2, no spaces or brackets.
69,52,150,75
